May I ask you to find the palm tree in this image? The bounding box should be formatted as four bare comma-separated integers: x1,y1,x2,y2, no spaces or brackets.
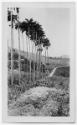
46,42,51,64
25,18,37,81
43,38,51,72
35,23,45,78
15,8,22,85
10,9,13,85
7,8,17,85
29,21,45,79
28,20,38,81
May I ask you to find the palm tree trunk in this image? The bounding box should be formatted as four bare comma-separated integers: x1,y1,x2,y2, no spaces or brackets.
34,45,36,81
27,28,31,82
39,47,41,78
17,19,21,85
45,48,46,66
35,33,37,80
26,35,28,79
11,10,13,85
41,51,42,78
45,48,47,77
47,48,48,64
22,33,25,73
40,50,41,78
29,38,31,81
33,33,36,81
31,43,35,80
38,39,41,79
30,41,32,81
7,39,9,78
22,33,24,53
36,46,38,79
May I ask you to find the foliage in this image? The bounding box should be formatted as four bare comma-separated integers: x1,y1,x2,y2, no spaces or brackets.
54,67,70,77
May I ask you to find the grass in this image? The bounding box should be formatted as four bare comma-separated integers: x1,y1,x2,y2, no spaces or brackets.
8,66,70,116
54,66,70,77
8,87,69,116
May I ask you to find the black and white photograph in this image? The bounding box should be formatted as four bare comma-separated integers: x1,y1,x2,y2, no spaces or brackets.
2,2,75,123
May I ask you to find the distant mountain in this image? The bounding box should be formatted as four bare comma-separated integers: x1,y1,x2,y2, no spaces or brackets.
61,55,69,59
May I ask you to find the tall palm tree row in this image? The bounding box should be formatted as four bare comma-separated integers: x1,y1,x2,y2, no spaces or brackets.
20,19,45,80
8,7,51,84
15,18,36,81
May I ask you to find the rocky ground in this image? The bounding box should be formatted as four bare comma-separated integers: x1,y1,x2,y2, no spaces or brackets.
8,66,69,116
8,86,69,116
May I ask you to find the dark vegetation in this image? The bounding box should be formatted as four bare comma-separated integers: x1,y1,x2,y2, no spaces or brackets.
54,67,70,77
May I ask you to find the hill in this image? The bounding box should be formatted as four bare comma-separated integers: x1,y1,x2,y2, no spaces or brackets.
8,48,70,67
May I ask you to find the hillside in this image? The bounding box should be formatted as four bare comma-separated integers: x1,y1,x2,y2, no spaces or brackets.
8,48,70,66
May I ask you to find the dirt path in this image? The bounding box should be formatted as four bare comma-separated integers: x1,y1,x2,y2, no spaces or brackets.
48,67,57,77
48,66,68,78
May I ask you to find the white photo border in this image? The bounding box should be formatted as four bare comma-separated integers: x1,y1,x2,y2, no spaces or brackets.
2,2,76,123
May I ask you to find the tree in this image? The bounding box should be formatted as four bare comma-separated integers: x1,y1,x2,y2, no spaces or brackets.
15,8,22,85
36,23,45,78
43,38,51,71
29,21,45,79
7,8,17,85
24,18,34,81
28,20,38,80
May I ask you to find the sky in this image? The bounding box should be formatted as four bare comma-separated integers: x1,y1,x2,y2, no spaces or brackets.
8,7,71,57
